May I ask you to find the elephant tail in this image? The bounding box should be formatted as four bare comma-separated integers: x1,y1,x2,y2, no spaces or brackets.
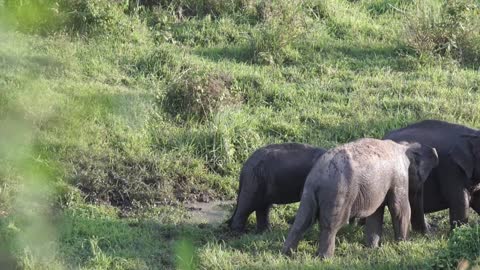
293,190,319,230
226,164,251,227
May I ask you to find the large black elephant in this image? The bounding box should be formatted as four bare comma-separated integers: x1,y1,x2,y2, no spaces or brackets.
384,119,480,232
228,143,326,233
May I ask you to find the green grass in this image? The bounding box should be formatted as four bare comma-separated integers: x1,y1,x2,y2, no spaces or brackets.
1,0,480,269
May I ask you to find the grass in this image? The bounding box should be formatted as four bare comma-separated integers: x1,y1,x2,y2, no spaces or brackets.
1,0,480,269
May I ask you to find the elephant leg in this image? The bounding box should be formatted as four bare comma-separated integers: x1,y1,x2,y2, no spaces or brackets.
316,201,350,258
364,205,385,248
317,226,340,259
410,189,429,234
229,191,257,232
449,190,469,229
470,191,480,215
256,204,272,233
282,191,317,255
388,194,411,241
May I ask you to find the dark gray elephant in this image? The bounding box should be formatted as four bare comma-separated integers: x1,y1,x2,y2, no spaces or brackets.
282,138,438,258
228,143,326,233
384,119,480,233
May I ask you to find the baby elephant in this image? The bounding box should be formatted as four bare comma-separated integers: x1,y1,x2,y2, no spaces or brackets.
228,143,326,233
282,138,438,258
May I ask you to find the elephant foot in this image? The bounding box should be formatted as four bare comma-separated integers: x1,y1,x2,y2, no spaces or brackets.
413,221,439,236
229,224,246,234
255,225,271,234
316,250,333,260
412,220,431,235
282,246,294,257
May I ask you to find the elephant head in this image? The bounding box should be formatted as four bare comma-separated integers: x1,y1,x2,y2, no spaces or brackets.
449,134,480,183
405,143,439,191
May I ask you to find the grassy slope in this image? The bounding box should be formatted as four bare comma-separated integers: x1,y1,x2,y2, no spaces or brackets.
1,0,480,269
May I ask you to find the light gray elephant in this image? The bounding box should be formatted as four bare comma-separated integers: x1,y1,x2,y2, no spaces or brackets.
282,138,438,258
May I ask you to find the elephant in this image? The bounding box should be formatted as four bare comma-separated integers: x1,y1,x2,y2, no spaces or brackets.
384,119,480,233
228,143,327,233
282,138,438,258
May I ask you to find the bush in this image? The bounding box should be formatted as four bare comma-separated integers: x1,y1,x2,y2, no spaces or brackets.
405,0,480,66
134,45,183,81
4,0,150,41
134,0,255,18
61,0,128,34
163,68,241,121
3,0,63,34
169,16,246,47
191,113,263,175
364,0,411,16
249,0,307,65
434,225,480,269
62,0,152,42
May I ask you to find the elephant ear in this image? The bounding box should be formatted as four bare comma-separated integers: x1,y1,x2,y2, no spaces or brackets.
449,134,480,179
406,143,439,186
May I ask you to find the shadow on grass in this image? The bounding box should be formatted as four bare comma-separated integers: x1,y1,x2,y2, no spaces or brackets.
193,45,254,64
193,41,416,73
307,43,416,73
0,53,65,78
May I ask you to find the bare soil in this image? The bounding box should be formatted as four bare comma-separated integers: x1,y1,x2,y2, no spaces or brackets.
186,200,235,224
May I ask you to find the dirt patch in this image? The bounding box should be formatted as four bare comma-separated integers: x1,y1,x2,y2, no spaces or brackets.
186,200,235,224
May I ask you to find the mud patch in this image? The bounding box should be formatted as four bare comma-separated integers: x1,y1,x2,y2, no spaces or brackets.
186,200,235,224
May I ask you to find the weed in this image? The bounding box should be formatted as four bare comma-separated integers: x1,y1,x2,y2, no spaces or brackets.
134,44,183,81
250,0,307,65
134,0,255,18
3,0,62,34
434,225,480,269
405,0,480,66
163,68,241,121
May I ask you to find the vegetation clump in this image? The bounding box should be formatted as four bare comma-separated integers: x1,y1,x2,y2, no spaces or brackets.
250,0,307,65
163,69,240,121
405,0,480,66
434,225,480,269
133,0,256,18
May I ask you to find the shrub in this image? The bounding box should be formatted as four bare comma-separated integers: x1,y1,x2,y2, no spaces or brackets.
133,0,255,18
405,0,480,66
169,16,246,47
61,0,152,42
61,0,128,34
4,0,150,41
190,112,264,175
434,225,480,269
3,0,63,34
163,68,241,121
134,45,183,81
249,0,307,65
364,0,411,16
